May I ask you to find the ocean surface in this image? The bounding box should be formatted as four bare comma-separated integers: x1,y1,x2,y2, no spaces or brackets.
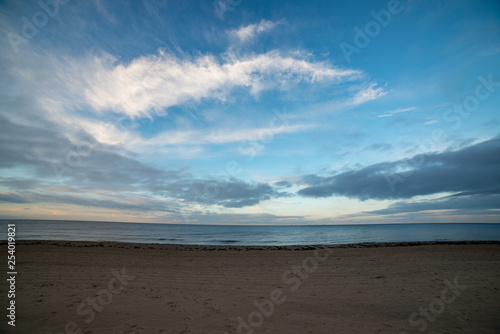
1,220,500,246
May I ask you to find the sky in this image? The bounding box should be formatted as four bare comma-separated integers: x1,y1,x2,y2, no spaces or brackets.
0,0,499,225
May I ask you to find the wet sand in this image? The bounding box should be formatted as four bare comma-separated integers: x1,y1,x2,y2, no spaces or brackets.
1,240,500,333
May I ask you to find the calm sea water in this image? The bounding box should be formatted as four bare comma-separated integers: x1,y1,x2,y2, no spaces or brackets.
1,220,499,246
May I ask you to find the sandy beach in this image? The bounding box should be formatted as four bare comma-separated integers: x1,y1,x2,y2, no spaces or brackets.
2,240,500,333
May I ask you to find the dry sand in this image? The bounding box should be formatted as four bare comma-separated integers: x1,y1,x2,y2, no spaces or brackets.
1,240,500,334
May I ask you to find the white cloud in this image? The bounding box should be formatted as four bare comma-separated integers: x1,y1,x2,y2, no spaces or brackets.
378,106,417,118
231,19,283,42
283,81,388,121
2,41,365,159
81,120,315,149
150,123,316,146
351,82,387,105
60,50,361,119
56,109,316,157
1,47,335,159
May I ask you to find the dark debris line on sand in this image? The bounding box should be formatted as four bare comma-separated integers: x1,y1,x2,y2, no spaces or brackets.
4,240,500,251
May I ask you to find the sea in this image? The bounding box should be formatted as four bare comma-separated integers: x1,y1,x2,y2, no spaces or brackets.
1,220,500,246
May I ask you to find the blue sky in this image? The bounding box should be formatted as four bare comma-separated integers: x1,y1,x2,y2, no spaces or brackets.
0,0,499,224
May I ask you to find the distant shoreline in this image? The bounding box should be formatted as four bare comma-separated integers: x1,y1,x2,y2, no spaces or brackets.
7,239,500,251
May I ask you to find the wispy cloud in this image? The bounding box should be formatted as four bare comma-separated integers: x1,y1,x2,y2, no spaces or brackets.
54,50,361,119
213,0,242,20
231,19,283,42
351,82,387,105
59,118,311,159
378,106,417,118
149,124,316,146
93,0,116,23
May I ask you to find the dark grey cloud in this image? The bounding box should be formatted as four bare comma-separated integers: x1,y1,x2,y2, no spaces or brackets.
367,192,500,215
0,178,40,190
0,191,180,213
0,193,29,204
31,192,180,213
158,178,291,208
0,114,69,172
0,113,184,188
298,136,500,200
274,180,293,188
0,179,289,212
0,113,288,210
